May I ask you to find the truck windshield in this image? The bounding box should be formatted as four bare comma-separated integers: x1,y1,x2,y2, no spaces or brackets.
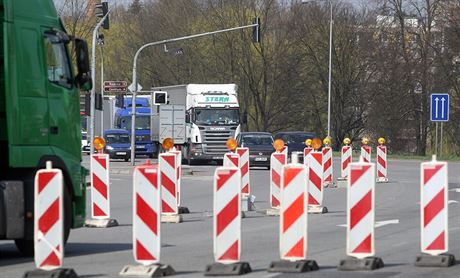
120,115,150,130
105,134,130,144
195,109,239,125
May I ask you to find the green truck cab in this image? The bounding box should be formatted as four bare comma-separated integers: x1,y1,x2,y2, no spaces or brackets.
0,0,91,254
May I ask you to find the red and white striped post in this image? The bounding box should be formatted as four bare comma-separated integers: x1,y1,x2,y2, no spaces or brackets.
341,146,352,180
338,159,383,270
34,162,64,270
120,161,175,276
376,138,388,183
322,147,333,187
205,167,251,275
159,153,182,223
268,163,319,272
170,149,190,214
281,146,288,155
224,152,240,169
415,156,455,267
86,153,118,227
308,152,327,213
303,146,313,167
360,138,371,163
268,152,287,215
236,147,250,196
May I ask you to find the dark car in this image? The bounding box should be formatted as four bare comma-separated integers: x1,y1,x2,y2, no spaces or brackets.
274,131,317,163
104,129,131,161
236,132,274,169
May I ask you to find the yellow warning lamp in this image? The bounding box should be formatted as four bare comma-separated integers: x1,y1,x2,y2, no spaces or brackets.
311,138,322,151
162,137,174,151
93,136,105,153
305,139,312,147
226,138,238,152
361,137,369,145
323,137,331,146
378,137,385,146
273,139,285,152
343,137,351,146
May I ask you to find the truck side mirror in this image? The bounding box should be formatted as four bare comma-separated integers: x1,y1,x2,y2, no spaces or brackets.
185,114,190,123
74,38,92,90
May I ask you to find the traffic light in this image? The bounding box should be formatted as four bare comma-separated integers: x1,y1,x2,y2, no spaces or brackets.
252,17,261,43
95,1,109,30
153,91,168,105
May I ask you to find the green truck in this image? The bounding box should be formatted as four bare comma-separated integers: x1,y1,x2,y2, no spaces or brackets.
0,0,91,255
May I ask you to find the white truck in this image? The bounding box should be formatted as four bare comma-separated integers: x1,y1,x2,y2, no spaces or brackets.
150,84,242,164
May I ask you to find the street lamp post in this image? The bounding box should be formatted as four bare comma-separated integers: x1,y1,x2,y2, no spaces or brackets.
98,34,105,135
302,0,333,138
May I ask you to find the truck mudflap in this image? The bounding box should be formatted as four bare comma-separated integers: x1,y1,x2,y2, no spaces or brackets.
0,181,24,239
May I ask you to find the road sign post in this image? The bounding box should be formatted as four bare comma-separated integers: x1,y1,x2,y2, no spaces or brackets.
430,94,449,157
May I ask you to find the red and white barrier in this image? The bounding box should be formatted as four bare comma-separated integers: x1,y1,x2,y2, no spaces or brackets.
159,153,178,215
91,154,111,219
270,153,287,208
420,159,448,255
170,150,182,206
133,163,161,265
213,167,242,263
376,146,388,182
360,146,371,163
347,161,375,258
280,164,308,260
34,163,63,270
322,147,333,186
224,152,240,169
341,146,352,179
308,152,323,208
303,147,313,167
236,148,250,196
281,146,288,155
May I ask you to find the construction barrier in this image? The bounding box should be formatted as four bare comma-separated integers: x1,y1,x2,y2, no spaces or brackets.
360,145,371,163
414,157,455,267
308,152,327,213
205,167,251,275
270,152,287,209
120,162,175,277
224,152,240,169
159,153,180,222
338,160,383,271
133,163,161,264
91,153,111,219
341,145,352,179
376,146,388,183
34,162,64,270
236,148,250,196
281,146,288,155
170,150,182,206
303,147,313,167
322,147,333,186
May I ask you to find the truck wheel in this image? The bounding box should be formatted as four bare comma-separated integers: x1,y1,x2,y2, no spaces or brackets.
14,183,72,256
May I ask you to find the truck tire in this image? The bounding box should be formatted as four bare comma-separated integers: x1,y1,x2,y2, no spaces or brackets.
14,183,72,256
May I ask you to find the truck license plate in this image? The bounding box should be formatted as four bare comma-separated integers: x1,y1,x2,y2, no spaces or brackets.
116,152,126,155
255,157,267,161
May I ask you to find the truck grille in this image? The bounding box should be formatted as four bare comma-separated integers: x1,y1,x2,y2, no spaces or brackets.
203,130,233,155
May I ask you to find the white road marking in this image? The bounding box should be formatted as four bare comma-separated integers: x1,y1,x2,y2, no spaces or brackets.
337,219,399,228
448,200,458,205
449,188,460,192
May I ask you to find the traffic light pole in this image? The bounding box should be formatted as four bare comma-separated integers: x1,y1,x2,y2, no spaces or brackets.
89,11,110,156
130,21,259,165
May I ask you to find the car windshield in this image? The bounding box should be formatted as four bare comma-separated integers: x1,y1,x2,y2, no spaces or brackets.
194,109,239,125
105,134,130,144
241,135,273,145
120,115,150,130
278,133,314,144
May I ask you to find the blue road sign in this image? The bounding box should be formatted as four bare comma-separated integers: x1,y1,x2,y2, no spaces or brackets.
431,94,449,122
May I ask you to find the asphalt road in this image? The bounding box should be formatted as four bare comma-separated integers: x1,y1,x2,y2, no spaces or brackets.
1,156,460,277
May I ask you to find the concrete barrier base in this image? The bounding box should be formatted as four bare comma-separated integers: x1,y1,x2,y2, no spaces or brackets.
308,206,328,214
415,253,456,267
161,214,183,223
84,218,119,228
119,264,175,277
204,262,251,276
267,259,319,273
266,208,280,216
338,256,384,271
23,268,78,278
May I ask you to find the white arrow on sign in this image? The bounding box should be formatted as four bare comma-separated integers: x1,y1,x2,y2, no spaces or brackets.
435,97,439,118
441,97,446,118
337,219,399,228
